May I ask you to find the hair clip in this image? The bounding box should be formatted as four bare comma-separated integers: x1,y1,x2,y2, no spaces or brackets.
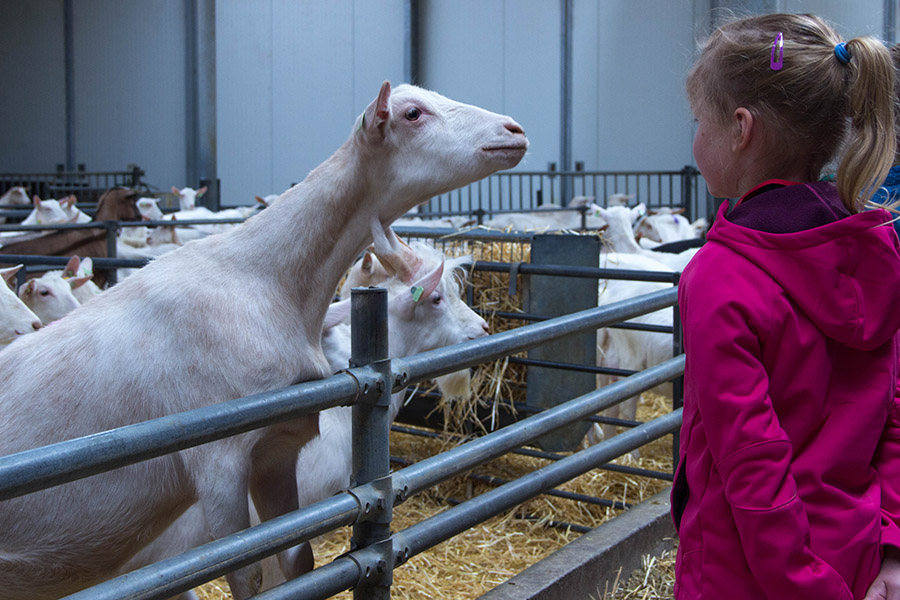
834,42,851,65
770,32,784,71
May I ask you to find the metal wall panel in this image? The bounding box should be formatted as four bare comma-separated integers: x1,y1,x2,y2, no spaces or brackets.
216,0,405,206
419,0,561,174
0,0,66,172
573,0,696,178
71,0,188,188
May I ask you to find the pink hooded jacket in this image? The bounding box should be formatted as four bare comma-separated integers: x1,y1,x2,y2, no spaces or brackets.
673,181,900,599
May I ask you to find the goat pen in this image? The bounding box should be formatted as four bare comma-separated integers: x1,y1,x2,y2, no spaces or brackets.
0,276,682,600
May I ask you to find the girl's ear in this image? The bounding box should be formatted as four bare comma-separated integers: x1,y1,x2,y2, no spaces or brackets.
733,107,755,151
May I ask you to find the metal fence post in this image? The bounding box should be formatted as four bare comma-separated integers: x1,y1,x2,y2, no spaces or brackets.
524,234,600,451
350,287,394,600
104,221,119,287
130,165,144,189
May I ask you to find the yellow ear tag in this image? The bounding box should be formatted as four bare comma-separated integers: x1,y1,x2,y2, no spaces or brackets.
411,285,424,303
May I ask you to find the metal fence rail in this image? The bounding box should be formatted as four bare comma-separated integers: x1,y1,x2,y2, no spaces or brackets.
418,166,713,222
0,166,145,205
0,283,682,600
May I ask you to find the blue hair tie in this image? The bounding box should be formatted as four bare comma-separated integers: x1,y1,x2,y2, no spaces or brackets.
834,42,851,65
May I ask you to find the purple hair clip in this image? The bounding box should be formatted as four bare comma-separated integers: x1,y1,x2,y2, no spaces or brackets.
770,32,784,71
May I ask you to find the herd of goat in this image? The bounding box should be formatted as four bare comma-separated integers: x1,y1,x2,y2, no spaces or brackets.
0,82,703,599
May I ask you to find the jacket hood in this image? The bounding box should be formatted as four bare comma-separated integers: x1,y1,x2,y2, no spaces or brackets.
707,182,900,350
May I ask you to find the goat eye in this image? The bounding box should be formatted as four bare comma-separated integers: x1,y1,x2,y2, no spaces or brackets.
405,107,421,121
432,294,442,305
39,290,50,297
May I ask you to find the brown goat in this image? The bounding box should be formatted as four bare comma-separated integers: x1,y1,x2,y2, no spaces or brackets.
0,188,142,287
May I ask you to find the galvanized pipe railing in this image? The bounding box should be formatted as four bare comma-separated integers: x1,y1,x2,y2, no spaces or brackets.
393,355,683,500
36,287,679,600
393,287,676,388
253,404,684,600
89,358,681,600
0,375,367,502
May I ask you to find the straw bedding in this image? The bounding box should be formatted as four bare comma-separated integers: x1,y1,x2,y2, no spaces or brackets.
191,234,677,599
193,394,674,600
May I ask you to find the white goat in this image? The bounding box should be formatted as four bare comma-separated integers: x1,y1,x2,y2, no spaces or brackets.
117,197,170,249
586,252,675,452
593,203,698,272
483,196,605,231
633,207,697,244
18,269,90,324
137,197,166,221
0,186,31,206
0,265,42,345
58,255,103,303
338,247,392,298
0,187,31,225
123,237,489,596
0,81,526,600
0,196,73,247
21,196,70,226
59,195,92,224
171,185,208,211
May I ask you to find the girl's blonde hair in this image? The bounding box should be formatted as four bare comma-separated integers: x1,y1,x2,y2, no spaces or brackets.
687,13,895,212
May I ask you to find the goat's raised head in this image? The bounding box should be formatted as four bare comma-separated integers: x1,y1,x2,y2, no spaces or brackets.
353,81,528,224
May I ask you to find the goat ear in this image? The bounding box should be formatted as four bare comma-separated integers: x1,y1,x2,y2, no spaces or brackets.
22,279,35,295
323,299,351,330
68,275,92,290
361,249,375,273
0,265,22,285
63,256,80,278
358,81,392,142
411,261,444,302
401,260,445,316
171,186,180,196
197,186,208,197
33,196,42,208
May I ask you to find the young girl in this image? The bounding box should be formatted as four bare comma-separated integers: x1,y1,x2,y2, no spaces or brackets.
673,13,900,599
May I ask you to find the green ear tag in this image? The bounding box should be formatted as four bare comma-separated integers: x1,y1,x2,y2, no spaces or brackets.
411,285,424,303
358,113,366,132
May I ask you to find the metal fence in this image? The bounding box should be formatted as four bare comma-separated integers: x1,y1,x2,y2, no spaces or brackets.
0,165,145,205
0,257,683,599
418,166,715,223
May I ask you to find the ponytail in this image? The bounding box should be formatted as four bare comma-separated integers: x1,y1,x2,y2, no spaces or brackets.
836,37,896,212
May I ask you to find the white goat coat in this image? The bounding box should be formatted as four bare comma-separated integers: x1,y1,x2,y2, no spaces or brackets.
0,266,41,345
122,243,489,597
0,81,525,600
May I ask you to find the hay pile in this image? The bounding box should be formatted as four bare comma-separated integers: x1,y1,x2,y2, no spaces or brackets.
188,234,678,599
596,545,677,600
192,393,674,599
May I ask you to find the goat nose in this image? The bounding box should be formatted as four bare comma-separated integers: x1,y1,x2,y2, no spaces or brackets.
32,320,42,331
504,120,525,136
481,320,490,334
